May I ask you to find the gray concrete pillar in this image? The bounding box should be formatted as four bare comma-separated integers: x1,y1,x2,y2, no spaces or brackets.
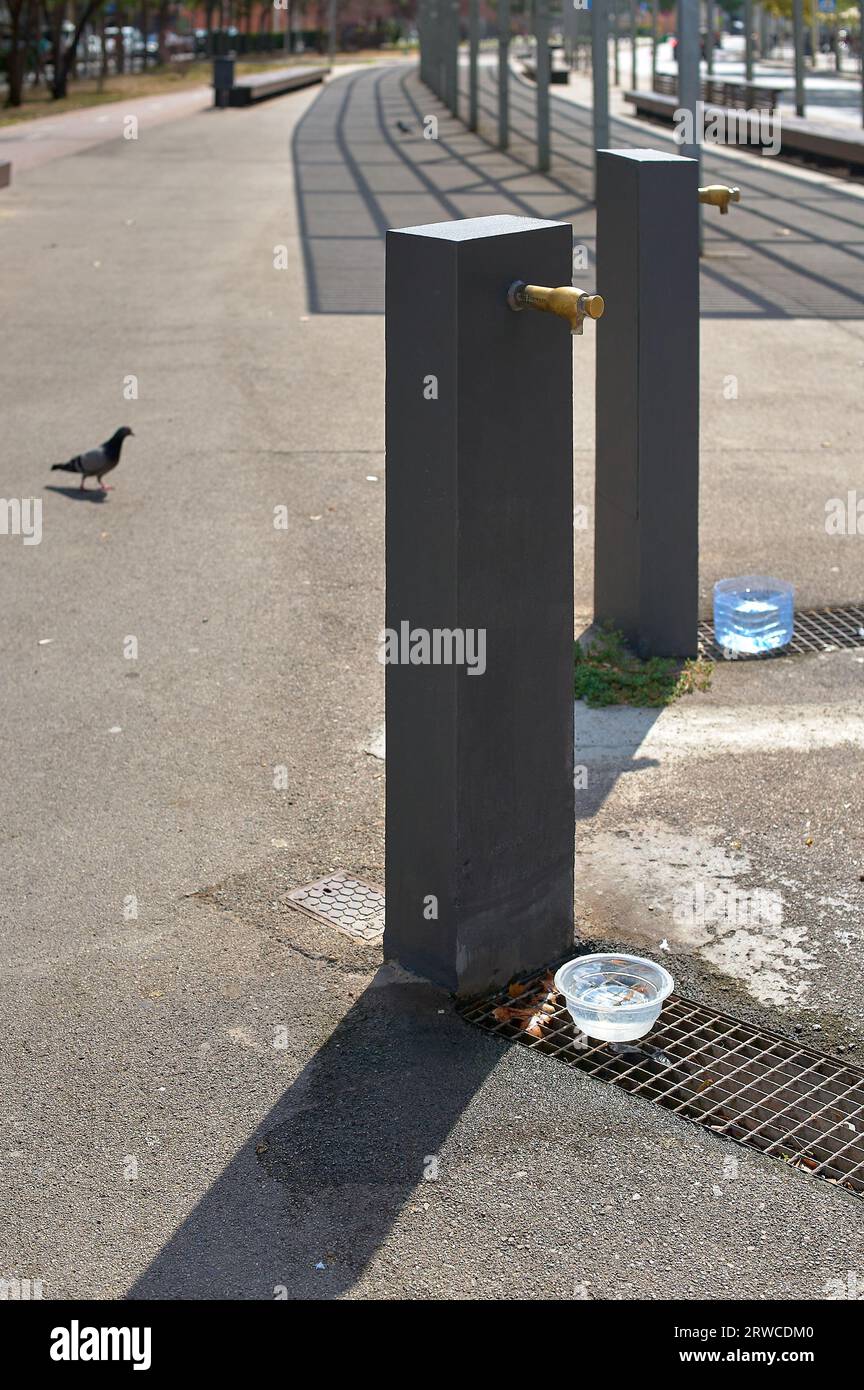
450,0,463,115
793,0,806,115
384,214,576,996
651,0,659,86
212,55,235,108
499,0,511,149
706,0,714,75
469,0,480,131
676,0,701,168
592,0,610,189
419,0,430,88
536,0,551,171
594,150,700,659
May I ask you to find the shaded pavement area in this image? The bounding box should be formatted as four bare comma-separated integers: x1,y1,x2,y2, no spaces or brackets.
294,62,864,318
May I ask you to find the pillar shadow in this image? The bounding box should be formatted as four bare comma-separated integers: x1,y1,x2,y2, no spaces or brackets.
292,59,864,321
574,702,663,823
128,967,502,1300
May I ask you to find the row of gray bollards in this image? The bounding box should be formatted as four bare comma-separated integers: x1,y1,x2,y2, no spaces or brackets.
382,149,705,997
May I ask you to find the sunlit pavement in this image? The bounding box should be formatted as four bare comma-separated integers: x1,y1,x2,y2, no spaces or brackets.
1,61,863,1299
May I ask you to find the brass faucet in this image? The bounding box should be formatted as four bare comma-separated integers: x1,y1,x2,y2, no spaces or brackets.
698,184,741,215
507,280,605,335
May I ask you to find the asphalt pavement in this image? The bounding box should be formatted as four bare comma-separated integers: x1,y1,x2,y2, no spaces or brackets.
1,61,863,1300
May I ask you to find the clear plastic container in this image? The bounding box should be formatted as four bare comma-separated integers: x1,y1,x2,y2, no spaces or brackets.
713,575,794,655
554,953,674,1042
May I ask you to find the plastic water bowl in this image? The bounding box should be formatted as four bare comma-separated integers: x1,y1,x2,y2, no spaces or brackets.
554,953,674,1043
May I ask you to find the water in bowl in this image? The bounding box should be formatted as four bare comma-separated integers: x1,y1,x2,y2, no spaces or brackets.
713,576,794,655
576,979,651,1009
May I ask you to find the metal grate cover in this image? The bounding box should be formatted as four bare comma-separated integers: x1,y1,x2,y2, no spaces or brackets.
286,871,385,941
461,971,864,1195
699,603,864,661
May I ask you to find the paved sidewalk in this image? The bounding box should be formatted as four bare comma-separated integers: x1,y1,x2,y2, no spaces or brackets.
0,85,212,173
1,61,863,1300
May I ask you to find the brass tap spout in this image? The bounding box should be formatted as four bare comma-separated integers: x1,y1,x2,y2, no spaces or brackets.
507,280,605,335
698,184,741,215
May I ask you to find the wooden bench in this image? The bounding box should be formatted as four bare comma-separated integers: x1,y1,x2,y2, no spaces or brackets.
521,61,570,85
625,88,864,172
213,63,327,108
653,72,781,112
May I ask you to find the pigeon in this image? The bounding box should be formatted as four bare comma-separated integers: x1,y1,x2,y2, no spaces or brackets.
396,119,411,134
51,427,134,492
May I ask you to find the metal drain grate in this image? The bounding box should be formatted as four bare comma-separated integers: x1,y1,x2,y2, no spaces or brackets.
699,603,864,660
286,871,385,941
461,973,864,1194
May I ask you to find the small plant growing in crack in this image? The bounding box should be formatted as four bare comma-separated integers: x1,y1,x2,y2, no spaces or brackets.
574,626,714,708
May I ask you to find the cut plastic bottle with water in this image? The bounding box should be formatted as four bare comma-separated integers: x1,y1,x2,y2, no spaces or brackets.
713,575,795,655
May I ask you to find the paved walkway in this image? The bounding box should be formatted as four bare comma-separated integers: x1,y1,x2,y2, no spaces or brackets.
0,85,212,173
295,62,864,318
2,62,864,1301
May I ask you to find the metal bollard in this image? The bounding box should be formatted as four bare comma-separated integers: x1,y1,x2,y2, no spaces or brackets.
594,149,700,659
384,214,600,995
213,56,235,110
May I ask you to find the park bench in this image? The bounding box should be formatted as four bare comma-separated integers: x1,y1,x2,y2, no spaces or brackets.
0,161,11,191
212,61,327,108
625,85,864,173
521,60,570,85
522,58,575,85
652,71,782,112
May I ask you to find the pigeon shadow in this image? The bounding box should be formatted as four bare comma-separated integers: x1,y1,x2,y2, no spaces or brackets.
45,485,107,503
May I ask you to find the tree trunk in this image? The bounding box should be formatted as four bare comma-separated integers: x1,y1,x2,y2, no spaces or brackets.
6,3,25,107
156,0,169,65
98,6,108,89
51,0,102,98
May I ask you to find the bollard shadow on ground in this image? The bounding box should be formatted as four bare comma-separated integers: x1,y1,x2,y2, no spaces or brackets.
574,704,663,823
128,967,502,1300
292,65,592,315
572,623,664,822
